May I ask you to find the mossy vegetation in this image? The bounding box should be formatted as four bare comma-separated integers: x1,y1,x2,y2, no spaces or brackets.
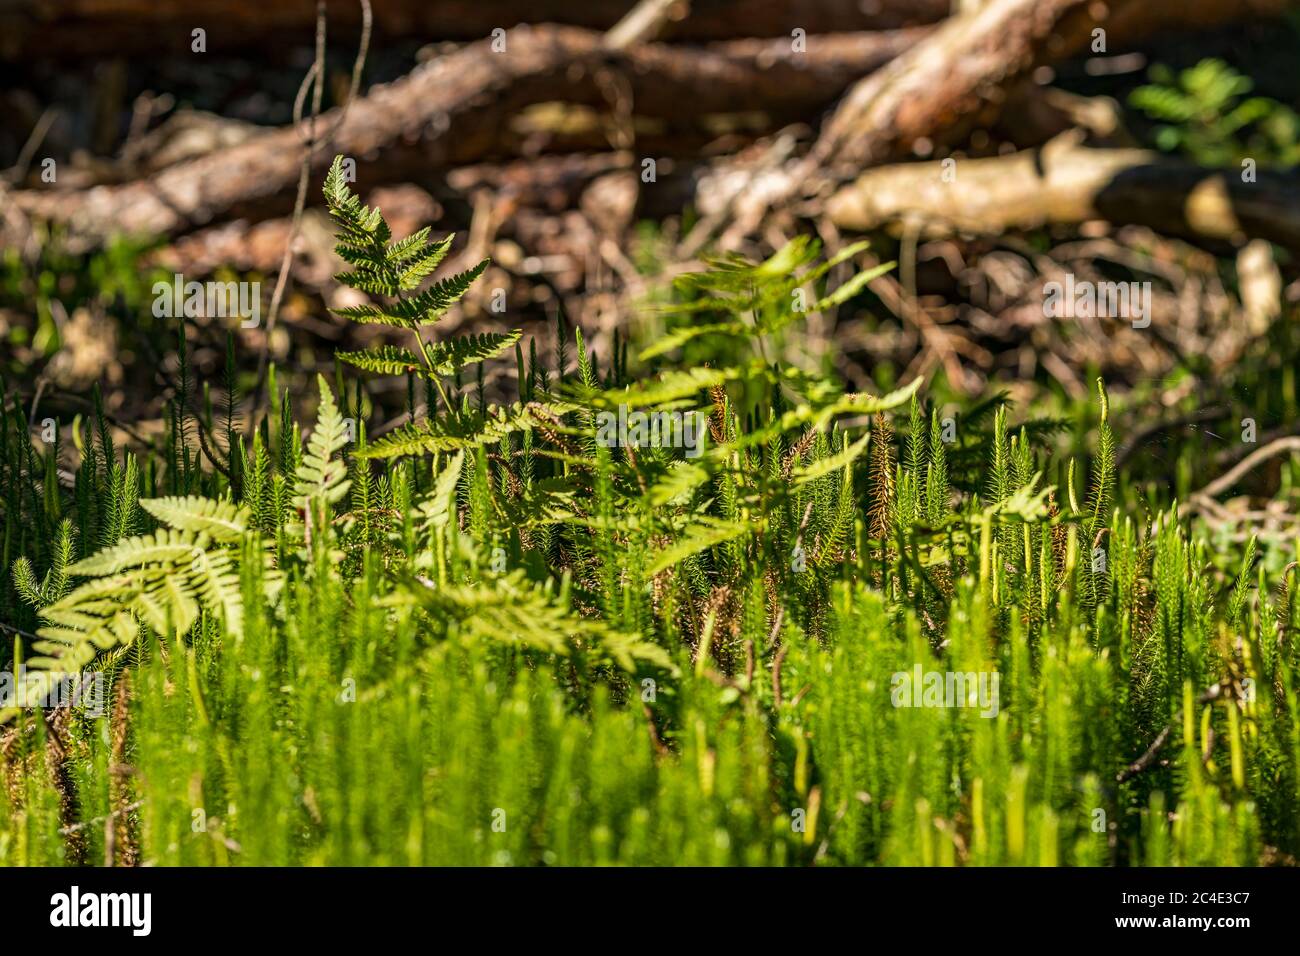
0,159,1297,867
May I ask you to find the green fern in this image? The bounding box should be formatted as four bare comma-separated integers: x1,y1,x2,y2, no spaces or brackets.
293,375,352,511
358,402,557,460
393,568,675,673
336,345,425,377
0,496,254,719
424,331,522,377
324,154,518,419
1130,58,1300,168
0,394,353,715
139,496,251,543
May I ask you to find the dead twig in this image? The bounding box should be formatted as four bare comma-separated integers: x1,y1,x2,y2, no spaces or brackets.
1181,437,1300,518
603,0,686,51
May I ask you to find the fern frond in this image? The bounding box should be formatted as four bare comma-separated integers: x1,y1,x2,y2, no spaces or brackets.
792,432,868,486
391,259,490,324
185,548,244,637
416,450,465,532
293,375,352,509
395,570,674,673
584,367,732,412
140,496,250,543
385,227,436,266
359,404,546,459
337,346,426,377
813,260,896,311
647,517,754,575
31,605,141,670
648,461,710,507
638,322,746,360
425,331,523,377
329,303,414,329
67,529,213,577
336,266,401,298
395,233,454,289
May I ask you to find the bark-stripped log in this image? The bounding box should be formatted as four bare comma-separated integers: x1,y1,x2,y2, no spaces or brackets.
827,134,1300,252
711,0,1296,251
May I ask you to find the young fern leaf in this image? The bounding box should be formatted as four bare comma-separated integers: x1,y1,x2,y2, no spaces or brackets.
324,155,523,436
792,432,869,486
390,261,491,325
980,472,1055,522
293,375,352,510
324,151,487,330
580,367,732,411
393,231,452,289
66,528,217,576
638,322,746,361
647,517,755,575
186,548,244,636
648,461,710,507
813,260,896,312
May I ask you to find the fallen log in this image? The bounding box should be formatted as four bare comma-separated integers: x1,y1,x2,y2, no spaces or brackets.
146,152,704,301
714,0,1297,250
826,133,1300,253
813,0,1095,171
812,0,1297,171
7,25,924,244
148,184,442,280
0,0,950,59
150,155,636,276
